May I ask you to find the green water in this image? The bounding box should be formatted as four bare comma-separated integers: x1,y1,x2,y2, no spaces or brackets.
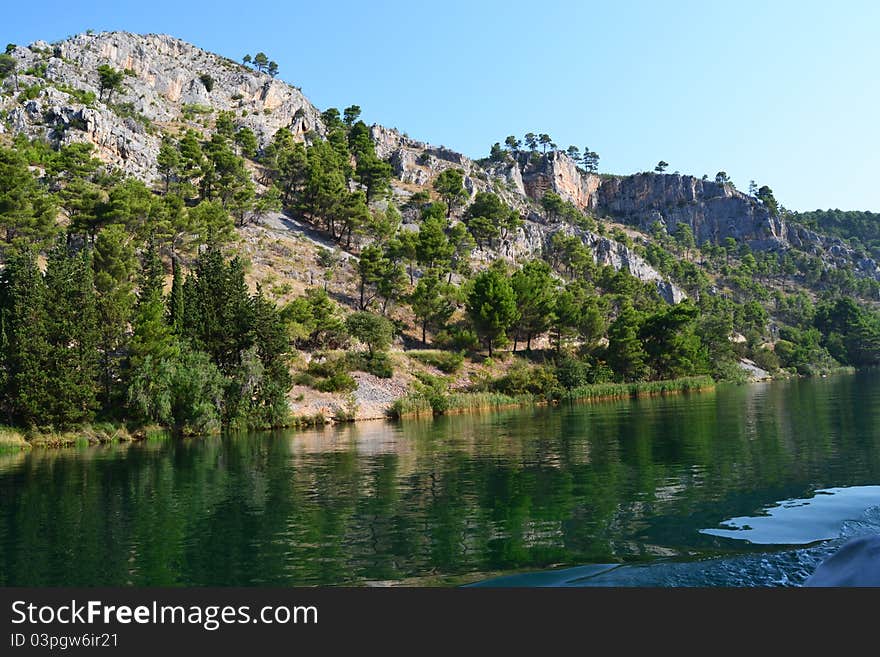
1,372,879,586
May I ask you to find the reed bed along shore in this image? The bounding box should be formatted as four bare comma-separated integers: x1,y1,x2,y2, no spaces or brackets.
390,376,716,419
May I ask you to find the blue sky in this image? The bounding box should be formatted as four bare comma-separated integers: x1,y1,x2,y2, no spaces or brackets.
4,0,879,211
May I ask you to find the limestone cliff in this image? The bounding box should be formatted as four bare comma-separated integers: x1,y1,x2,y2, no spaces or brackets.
3,30,875,291
2,32,323,181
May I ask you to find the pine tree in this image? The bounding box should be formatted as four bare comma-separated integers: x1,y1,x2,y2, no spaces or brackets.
157,136,180,193
416,212,452,270
608,303,649,382
433,168,468,217
93,224,136,408
248,288,292,426
43,239,99,427
357,244,385,310
410,271,456,345
0,247,50,426
168,255,185,334
466,263,518,356
184,244,253,374
0,146,58,253
511,260,556,351
129,240,178,371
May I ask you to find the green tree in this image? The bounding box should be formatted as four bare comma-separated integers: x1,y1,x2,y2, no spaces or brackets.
281,287,348,350
96,64,124,102
167,255,185,333
466,263,518,356
234,127,259,159
157,136,180,193
129,243,178,372
433,168,468,217
417,211,452,269
357,244,385,310
639,302,708,379
511,260,556,351
182,244,253,375
346,311,394,356
676,223,696,260
540,191,565,222
410,271,456,345
223,288,292,428
607,303,648,381
504,135,521,152
539,133,553,153
93,224,136,407
464,192,516,248
253,52,269,72
343,105,362,127
189,200,235,245
0,54,16,89
447,222,476,281
654,161,669,173
582,148,600,173
43,239,99,427
0,147,57,252
757,185,779,217
0,247,49,426
549,286,581,353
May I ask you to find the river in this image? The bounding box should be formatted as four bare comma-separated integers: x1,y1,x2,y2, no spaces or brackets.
1,372,879,586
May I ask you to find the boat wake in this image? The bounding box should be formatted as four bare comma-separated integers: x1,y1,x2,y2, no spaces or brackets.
470,489,880,587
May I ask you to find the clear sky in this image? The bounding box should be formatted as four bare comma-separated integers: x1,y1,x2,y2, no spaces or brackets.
4,0,879,211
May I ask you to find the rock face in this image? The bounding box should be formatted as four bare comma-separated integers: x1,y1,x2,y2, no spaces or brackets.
519,151,600,210
597,173,784,249
3,30,876,288
595,173,879,279
546,225,687,304
477,218,685,304
2,32,324,182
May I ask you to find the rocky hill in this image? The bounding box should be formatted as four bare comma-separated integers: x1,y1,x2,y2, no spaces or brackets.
2,30,877,293
2,32,323,180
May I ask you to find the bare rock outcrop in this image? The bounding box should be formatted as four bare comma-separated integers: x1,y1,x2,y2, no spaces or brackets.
2,31,324,181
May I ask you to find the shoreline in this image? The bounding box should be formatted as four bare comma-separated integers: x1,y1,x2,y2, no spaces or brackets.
390,376,716,419
2,369,864,451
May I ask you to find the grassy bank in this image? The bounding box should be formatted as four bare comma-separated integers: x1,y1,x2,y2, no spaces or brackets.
3,424,173,449
390,376,715,419
0,427,31,452
10,413,331,450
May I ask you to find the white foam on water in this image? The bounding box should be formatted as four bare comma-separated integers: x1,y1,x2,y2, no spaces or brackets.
699,486,880,545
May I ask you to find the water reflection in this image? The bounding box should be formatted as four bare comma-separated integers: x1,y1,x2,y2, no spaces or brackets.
0,372,878,586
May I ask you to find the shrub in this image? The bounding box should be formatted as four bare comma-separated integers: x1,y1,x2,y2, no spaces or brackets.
346,311,393,356
407,350,464,374
296,354,359,392
316,371,357,393
491,362,560,398
54,83,97,106
554,356,590,389
17,83,44,102
346,351,393,378
434,326,480,352
751,346,781,372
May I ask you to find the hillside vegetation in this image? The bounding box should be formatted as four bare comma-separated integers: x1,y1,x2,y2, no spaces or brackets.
1,32,878,440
